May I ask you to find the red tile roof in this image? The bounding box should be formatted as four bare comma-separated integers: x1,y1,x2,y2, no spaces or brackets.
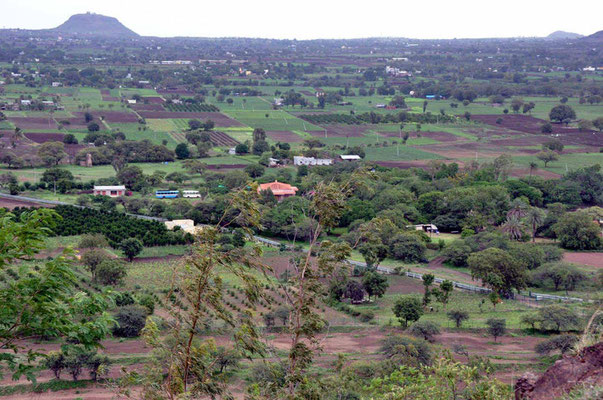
257,180,298,196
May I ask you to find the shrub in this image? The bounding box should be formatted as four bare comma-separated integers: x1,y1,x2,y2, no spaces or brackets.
538,305,580,332
380,335,432,366
486,318,506,342
78,233,109,249
408,321,440,342
138,294,156,314
535,334,578,355
392,296,423,328
80,248,109,281
96,259,127,286
112,305,148,338
120,238,143,262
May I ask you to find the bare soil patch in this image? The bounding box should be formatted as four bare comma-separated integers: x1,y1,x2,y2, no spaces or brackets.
266,130,304,142
563,252,603,269
73,111,138,124
8,117,58,130
137,111,244,127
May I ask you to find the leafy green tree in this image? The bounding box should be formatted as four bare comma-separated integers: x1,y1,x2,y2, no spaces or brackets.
244,163,265,178
526,207,545,242
486,318,506,342
117,165,145,190
447,310,469,328
81,248,109,281
531,262,586,293
362,270,389,301
549,104,576,124
359,241,388,268
535,335,578,355
408,321,440,342
188,119,202,130
536,149,559,167
467,248,527,297
112,305,148,337
538,305,580,332
393,296,424,328
521,313,542,330
175,143,190,159
120,238,143,262
380,335,433,366
0,209,113,382
390,233,427,263
433,280,453,310
37,141,67,166
553,211,602,250
422,273,435,306
96,259,127,285
44,351,66,379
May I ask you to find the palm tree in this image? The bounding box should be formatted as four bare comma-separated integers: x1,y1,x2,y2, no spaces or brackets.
528,161,538,183
526,207,545,242
501,216,525,241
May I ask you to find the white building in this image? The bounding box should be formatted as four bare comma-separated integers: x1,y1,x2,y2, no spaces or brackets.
293,156,333,166
340,155,362,161
93,185,126,197
51,82,62,87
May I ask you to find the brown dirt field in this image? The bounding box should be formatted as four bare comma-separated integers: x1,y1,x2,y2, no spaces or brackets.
143,96,165,104
8,117,58,130
131,103,165,111
307,124,369,138
563,252,603,269
379,131,460,143
137,111,244,127
23,132,64,143
0,197,54,209
266,130,304,142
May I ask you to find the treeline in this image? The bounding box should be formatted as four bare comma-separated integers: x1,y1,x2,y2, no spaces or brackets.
10,205,193,247
299,111,456,125
75,139,175,166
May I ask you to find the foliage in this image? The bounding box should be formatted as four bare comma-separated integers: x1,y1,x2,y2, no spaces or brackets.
393,296,424,328
467,248,526,297
96,259,127,285
362,271,389,301
112,305,148,338
538,305,580,332
535,334,578,355
486,318,506,342
408,321,440,342
553,211,602,250
447,310,469,328
120,238,144,262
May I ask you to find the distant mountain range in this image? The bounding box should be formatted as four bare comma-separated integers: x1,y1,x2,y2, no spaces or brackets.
546,30,584,39
52,12,138,37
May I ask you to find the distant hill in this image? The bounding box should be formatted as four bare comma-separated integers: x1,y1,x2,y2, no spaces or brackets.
546,31,583,39
52,13,138,37
581,30,603,43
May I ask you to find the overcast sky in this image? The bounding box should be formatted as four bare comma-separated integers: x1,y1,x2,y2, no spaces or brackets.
2,0,601,39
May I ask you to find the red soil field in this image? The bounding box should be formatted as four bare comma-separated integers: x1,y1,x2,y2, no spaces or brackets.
143,96,166,104
8,117,58,130
563,252,603,269
307,124,368,137
137,111,244,127
509,168,561,179
266,130,304,142
0,197,55,209
24,132,64,143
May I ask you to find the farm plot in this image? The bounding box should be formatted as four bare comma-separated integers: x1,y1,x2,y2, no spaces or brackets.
266,130,305,142
132,103,166,111
8,117,58,130
138,111,243,127
24,132,64,143
209,131,239,146
225,110,321,131
73,111,139,123
164,103,220,112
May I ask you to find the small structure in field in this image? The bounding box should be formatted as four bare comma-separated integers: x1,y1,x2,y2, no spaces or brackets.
293,156,333,166
408,224,439,234
165,219,204,234
258,180,298,202
93,185,126,197
340,155,362,161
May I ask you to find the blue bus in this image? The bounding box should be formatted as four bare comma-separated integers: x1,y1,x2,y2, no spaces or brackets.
155,190,179,199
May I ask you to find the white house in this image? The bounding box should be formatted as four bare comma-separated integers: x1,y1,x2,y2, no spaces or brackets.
127,99,137,104
20,100,31,106
293,156,333,166
93,185,126,197
228,147,236,155
51,82,62,87
340,155,362,161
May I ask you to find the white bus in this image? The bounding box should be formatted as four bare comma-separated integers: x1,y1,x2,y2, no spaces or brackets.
182,190,201,198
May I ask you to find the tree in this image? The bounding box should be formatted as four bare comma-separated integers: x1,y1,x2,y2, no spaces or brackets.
263,312,275,328
593,117,603,132
358,241,388,268
117,165,145,190
188,119,202,130
422,273,435,306
37,141,67,166
486,318,506,342
112,305,148,337
344,280,365,302
252,140,270,155
235,143,249,154
96,259,127,285
120,238,143,261
549,104,576,124
538,305,580,332
390,233,427,263
542,139,564,153
501,215,526,241
536,149,559,167
447,310,469,328
362,271,389,301
274,307,290,326
408,321,440,342
252,127,266,142
87,122,100,132
526,207,545,242
175,143,190,159
244,163,265,178
521,313,542,330
81,248,109,281
467,248,526,297
63,133,78,144
532,262,586,293
432,280,453,310
0,209,112,382
553,211,602,250
541,122,553,133
393,296,423,328
44,351,66,379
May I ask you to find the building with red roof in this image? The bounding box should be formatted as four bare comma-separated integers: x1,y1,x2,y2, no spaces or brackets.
257,180,298,202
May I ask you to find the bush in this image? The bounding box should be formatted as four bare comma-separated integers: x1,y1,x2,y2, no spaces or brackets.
538,305,580,332
138,294,156,314
80,248,109,281
112,305,148,338
390,233,427,263
120,238,143,262
408,321,440,342
535,334,578,355
392,296,423,327
380,335,432,366
96,259,127,286
486,318,506,342
115,292,136,307
78,233,109,249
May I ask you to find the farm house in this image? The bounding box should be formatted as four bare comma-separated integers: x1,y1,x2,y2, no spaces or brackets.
257,180,298,202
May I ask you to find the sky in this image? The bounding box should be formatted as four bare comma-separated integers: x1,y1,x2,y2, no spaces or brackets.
2,0,602,40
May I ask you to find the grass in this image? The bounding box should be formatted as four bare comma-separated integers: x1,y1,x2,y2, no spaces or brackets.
0,379,90,396
224,109,323,131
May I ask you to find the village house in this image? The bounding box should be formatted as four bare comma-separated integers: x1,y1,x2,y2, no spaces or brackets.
93,185,126,197
340,155,362,161
293,156,333,166
257,180,298,202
